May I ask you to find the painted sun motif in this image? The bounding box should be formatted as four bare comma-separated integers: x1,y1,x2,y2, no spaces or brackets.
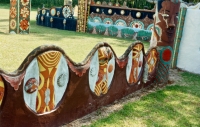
11,0,17,6
21,0,29,6
20,19,29,31
10,19,17,29
20,7,30,18
10,6,17,18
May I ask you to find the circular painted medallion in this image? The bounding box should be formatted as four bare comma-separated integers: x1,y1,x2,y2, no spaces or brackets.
108,9,112,14
129,20,144,29
50,7,56,16
120,10,125,15
10,19,17,29
103,18,113,25
42,9,46,15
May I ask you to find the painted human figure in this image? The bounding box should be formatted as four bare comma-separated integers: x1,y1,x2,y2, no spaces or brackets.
150,0,181,84
94,47,113,96
127,44,143,84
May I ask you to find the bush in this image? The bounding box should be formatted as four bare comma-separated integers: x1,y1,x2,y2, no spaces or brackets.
108,26,118,37
121,28,135,39
96,25,106,35
137,30,152,41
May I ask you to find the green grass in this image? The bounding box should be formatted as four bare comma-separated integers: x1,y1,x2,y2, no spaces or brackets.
88,72,200,127
0,6,149,72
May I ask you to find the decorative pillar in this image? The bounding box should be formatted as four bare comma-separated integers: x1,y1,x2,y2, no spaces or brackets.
9,0,30,34
151,0,181,84
171,7,187,68
76,0,88,32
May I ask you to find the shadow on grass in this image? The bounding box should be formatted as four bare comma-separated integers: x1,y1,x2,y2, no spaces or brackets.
89,72,200,127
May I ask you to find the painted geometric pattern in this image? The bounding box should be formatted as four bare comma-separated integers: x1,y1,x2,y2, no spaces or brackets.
19,0,30,34
9,0,18,34
36,51,62,114
127,44,143,84
76,0,87,32
147,49,158,73
0,76,5,106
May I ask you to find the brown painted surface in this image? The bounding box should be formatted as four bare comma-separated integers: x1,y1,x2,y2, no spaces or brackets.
0,43,157,126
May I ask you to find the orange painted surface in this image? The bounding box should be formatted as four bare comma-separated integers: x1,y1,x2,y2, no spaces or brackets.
36,51,61,114
0,76,5,106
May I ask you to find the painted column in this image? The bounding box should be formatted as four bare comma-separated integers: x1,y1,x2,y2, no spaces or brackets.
76,0,88,32
171,7,187,68
9,0,30,34
9,0,19,34
151,0,181,84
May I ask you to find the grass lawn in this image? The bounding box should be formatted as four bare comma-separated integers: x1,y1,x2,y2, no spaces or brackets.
88,71,200,127
0,4,149,72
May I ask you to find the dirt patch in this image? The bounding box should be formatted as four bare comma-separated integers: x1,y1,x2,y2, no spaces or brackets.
62,69,183,127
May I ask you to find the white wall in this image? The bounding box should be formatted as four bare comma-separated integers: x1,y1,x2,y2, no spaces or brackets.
177,9,200,74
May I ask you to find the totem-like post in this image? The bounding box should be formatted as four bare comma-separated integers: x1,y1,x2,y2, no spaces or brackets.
151,0,180,84
9,0,30,34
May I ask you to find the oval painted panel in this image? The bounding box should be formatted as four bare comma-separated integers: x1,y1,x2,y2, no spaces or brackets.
89,47,115,96
23,51,69,114
0,76,5,107
126,44,144,84
147,49,158,73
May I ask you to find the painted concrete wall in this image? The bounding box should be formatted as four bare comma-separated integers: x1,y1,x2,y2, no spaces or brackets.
177,9,200,74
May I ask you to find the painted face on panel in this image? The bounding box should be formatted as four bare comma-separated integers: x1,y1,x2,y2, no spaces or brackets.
156,0,180,47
